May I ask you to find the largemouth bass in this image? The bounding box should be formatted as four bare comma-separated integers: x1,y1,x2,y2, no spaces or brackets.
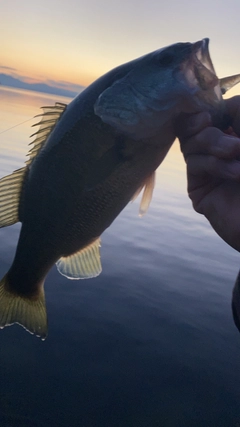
0,38,239,339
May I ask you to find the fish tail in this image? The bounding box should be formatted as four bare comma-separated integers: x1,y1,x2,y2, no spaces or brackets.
0,274,47,340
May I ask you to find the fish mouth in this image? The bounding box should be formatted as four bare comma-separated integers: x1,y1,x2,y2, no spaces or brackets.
191,38,219,91
192,38,215,73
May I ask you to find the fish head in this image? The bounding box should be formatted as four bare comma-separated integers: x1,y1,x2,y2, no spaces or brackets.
94,39,237,140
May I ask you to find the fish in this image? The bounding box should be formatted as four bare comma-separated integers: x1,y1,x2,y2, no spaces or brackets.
0,38,239,340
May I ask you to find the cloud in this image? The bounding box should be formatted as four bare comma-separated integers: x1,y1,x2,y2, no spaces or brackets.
0,65,18,72
46,79,85,92
0,66,85,93
0,72,84,98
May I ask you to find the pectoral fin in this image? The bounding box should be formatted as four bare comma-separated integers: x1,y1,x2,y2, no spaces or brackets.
139,172,155,216
220,74,240,94
132,172,156,216
56,238,102,279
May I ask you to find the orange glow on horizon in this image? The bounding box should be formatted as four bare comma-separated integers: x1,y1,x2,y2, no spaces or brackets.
0,57,101,88
0,42,110,88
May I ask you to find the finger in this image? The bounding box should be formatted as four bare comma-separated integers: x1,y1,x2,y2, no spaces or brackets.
187,155,240,180
225,96,240,136
175,111,211,140
180,127,240,160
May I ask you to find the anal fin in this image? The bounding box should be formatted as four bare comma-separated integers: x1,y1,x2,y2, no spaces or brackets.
56,238,102,279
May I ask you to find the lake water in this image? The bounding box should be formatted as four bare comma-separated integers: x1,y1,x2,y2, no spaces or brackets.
0,86,240,427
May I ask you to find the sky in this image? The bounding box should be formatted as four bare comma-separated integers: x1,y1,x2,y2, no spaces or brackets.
1,0,240,92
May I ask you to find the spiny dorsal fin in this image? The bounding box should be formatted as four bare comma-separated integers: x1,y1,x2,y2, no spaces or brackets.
131,172,155,217
26,102,67,166
0,102,67,228
56,238,102,279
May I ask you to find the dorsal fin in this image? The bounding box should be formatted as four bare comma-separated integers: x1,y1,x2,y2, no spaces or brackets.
0,167,26,227
26,102,67,166
131,172,156,217
0,102,67,228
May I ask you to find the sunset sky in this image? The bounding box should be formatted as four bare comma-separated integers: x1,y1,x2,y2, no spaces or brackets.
1,0,240,91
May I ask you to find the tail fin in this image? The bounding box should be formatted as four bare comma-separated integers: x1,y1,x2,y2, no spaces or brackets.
0,275,47,340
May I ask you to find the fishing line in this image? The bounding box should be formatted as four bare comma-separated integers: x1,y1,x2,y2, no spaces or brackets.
0,117,34,135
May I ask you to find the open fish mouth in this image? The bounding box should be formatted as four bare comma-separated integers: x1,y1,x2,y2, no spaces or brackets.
177,37,220,103
193,38,215,72
191,38,219,91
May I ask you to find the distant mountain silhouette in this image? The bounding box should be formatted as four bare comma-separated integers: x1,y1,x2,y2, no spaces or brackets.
0,73,85,98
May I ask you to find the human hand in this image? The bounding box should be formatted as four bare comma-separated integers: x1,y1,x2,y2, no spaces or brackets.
176,96,240,252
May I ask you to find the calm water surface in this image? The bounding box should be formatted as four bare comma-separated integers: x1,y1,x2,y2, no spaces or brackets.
0,86,240,427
